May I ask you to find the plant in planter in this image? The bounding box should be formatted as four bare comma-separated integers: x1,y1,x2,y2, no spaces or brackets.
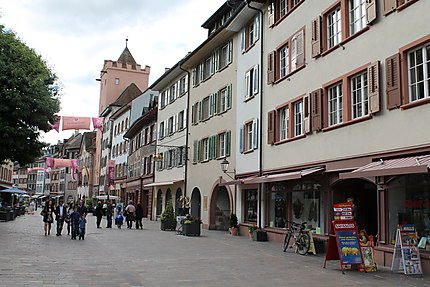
181,214,202,236
248,225,257,240
252,229,268,241
228,213,239,236
160,201,176,231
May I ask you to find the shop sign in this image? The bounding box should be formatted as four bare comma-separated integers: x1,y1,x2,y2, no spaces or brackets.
391,224,422,275
333,202,353,220
324,220,363,273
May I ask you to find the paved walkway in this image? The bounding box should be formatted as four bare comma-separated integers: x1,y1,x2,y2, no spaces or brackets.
1,213,429,287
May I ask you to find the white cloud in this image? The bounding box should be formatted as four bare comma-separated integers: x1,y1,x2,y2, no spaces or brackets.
0,0,226,144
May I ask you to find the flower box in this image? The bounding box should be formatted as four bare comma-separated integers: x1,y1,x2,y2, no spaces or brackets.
160,220,177,231
253,230,268,241
182,221,201,236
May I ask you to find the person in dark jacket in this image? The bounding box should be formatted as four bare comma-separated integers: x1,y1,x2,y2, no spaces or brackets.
54,200,67,236
106,200,113,228
95,201,103,228
41,199,55,236
76,200,87,216
69,207,80,240
135,203,144,229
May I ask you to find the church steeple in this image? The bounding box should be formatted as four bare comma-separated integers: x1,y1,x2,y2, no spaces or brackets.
117,38,137,66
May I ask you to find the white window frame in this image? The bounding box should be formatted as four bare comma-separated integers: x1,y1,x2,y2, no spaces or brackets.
408,44,430,102
294,100,304,136
168,116,174,135
169,84,176,104
159,121,165,139
220,87,228,113
202,138,209,161
219,133,226,158
349,0,366,35
160,91,166,108
280,106,289,140
280,45,289,78
202,97,210,120
328,83,343,126
327,7,342,49
351,71,369,119
178,110,185,131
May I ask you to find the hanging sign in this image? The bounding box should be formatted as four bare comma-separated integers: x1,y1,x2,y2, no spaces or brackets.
324,220,363,274
391,224,422,275
333,202,353,220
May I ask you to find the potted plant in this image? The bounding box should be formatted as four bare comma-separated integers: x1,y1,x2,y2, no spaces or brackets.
181,215,202,236
228,213,239,236
248,225,257,240
160,201,176,231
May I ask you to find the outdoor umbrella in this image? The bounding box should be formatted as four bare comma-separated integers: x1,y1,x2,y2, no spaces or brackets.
0,187,28,194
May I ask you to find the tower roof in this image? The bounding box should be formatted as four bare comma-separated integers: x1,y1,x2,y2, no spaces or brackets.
117,46,137,66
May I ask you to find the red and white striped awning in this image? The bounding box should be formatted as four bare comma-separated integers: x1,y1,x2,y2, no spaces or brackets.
339,155,430,179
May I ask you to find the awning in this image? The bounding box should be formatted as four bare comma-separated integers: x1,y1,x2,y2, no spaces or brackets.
244,167,325,184
0,187,27,194
219,176,259,186
143,180,183,187
339,155,430,179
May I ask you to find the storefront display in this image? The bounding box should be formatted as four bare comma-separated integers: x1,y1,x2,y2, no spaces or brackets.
392,224,423,275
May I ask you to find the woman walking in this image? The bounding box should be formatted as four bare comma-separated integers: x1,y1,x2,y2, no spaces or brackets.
135,203,144,229
41,199,55,236
66,202,75,235
125,201,135,229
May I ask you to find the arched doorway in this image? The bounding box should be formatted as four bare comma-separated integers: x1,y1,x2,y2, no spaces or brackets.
165,189,172,208
332,178,377,236
210,185,231,230
175,188,182,216
190,188,201,218
156,189,162,216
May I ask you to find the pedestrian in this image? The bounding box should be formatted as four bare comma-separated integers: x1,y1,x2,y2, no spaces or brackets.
76,200,87,216
135,203,144,229
41,199,55,236
55,200,67,236
95,201,103,228
69,206,80,240
78,214,87,240
66,202,75,235
125,201,135,229
115,211,124,229
106,200,113,228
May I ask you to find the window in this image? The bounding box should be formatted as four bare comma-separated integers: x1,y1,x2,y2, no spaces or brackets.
241,16,260,52
169,84,176,104
178,110,185,131
167,149,174,168
202,96,210,120
203,57,212,80
408,44,430,102
293,100,303,136
159,121,165,139
246,122,253,151
192,65,200,86
191,103,199,125
218,132,226,158
179,76,187,95
280,106,289,141
245,66,259,100
115,78,120,85
177,146,186,166
202,138,209,161
168,116,174,135
351,71,369,119
244,189,258,222
328,83,343,126
219,85,232,113
349,0,366,35
219,43,229,69
270,0,304,24
279,45,289,78
160,91,166,108
327,7,342,49
240,120,258,153
149,125,154,143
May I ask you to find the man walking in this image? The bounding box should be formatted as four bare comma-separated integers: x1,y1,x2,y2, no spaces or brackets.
55,200,67,236
95,201,103,228
106,200,113,228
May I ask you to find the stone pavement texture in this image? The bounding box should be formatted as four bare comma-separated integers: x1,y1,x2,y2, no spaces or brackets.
1,214,430,287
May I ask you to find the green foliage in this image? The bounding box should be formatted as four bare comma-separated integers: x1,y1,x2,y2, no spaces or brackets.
248,225,258,233
229,213,238,228
160,201,175,222
0,24,60,165
85,198,93,207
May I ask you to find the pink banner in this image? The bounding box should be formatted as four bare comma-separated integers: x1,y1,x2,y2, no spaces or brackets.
62,116,91,131
48,117,61,132
92,117,104,132
53,159,72,168
27,167,50,173
108,160,115,186
46,158,54,169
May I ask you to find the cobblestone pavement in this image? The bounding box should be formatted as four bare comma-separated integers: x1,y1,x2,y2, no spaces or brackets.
1,213,430,287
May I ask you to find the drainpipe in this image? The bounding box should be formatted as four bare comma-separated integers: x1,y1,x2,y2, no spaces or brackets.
246,0,264,229
179,62,191,202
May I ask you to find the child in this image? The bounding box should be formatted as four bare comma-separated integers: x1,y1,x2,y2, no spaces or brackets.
115,211,124,229
79,214,87,240
69,207,80,240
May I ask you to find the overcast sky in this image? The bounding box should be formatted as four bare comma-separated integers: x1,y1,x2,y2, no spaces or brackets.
0,0,226,144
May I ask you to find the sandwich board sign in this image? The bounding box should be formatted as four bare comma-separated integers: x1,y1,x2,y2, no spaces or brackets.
391,224,422,275
324,220,363,274
333,202,353,220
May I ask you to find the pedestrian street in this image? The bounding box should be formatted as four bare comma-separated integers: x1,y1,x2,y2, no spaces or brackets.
1,213,429,287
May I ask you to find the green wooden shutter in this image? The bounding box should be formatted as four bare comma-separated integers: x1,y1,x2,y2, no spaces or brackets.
214,92,219,114
198,101,202,122
226,130,231,157
214,134,219,159
197,140,202,162
193,141,197,163
227,84,232,110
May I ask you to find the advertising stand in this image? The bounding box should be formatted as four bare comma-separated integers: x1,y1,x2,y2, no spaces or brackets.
324,202,364,274
391,224,422,275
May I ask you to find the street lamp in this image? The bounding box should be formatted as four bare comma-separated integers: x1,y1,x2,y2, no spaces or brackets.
220,159,229,173
219,158,236,214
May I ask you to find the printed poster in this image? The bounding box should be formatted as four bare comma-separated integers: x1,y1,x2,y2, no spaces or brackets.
337,230,363,264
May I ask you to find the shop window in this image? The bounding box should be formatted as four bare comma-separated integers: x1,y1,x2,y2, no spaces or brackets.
388,173,430,245
269,188,288,228
244,189,258,222
291,182,323,233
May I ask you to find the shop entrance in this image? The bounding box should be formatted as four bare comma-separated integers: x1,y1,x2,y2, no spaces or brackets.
332,178,378,236
190,188,201,218
209,186,231,230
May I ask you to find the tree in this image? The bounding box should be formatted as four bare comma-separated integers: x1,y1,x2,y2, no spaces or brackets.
0,24,60,165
